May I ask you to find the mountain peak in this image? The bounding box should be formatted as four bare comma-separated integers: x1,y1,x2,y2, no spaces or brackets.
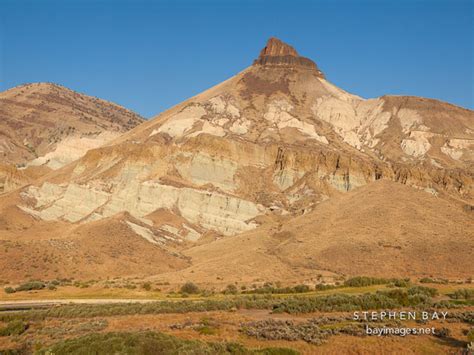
253,37,325,77
259,37,299,57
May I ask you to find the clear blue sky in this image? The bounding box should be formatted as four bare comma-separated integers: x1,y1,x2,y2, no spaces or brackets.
1,0,472,117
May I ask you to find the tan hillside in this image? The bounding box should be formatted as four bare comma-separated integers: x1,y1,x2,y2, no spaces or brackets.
166,180,473,285
0,163,51,194
0,82,144,193
0,38,472,282
0,193,188,282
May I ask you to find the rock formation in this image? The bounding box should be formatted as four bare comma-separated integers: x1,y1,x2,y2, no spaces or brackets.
254,37,325,76
0,38,472,281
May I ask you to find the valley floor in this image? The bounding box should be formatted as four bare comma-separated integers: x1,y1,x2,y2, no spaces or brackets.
0,280,473,354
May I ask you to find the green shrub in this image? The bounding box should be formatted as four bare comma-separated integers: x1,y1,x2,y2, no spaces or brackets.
35,331,298,354
180,282,200,294
342,277,413,288
0,320,28,336
242,319,334,345
243,283,311,295
273,287,436,314
0,348,25,355
391,279,411,288
408,286,438,297
15,281,45,292
450,288,474,300
4,287,15,294
293,285,310,293
142,282,152,291
343,276,390,287
315,284,339,291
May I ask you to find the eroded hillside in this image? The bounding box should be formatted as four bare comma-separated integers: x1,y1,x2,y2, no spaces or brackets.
0,83,144,193
1,38,472,281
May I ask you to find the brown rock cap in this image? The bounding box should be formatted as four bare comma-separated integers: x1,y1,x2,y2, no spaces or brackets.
259,37,299,57
254,37,325,77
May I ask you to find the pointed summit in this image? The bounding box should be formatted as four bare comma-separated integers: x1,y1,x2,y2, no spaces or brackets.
253,37,324,77
259,37,299,57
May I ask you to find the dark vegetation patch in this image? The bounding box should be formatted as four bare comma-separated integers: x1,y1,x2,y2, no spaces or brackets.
0,320,29,336
243,283,310,295
449,289,474,300
241,317,377,345
4,279,73,294
272,287,437,314
180,282,200,295
315,276,411,291
36,331,298,355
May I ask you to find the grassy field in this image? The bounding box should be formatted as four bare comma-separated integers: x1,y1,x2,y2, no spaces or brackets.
1,279,473,354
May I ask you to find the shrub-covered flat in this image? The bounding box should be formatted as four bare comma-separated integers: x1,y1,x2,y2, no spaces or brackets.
35,331,298,355
1,278,473,354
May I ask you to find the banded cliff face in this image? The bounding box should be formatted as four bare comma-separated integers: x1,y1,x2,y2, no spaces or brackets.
1,38,473,280
0,83,144,193
253,37,324,75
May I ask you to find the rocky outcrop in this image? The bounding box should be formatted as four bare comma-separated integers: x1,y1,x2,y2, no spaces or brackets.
259,37,299,57
253,37,325,77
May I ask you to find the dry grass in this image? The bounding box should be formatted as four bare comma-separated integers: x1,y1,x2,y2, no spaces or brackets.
2,307,472,355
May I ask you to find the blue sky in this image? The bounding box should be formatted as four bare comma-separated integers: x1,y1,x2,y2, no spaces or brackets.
1,0,472,117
